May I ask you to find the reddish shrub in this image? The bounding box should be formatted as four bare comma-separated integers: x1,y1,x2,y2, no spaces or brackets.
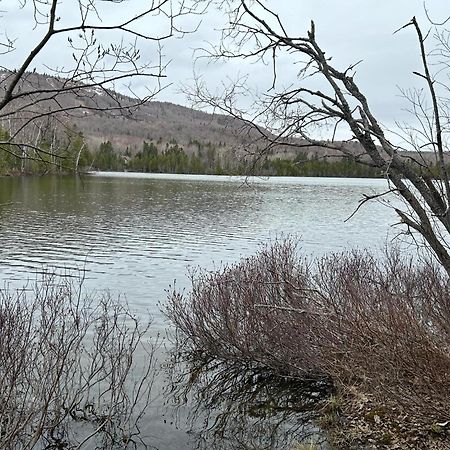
166,240,450,426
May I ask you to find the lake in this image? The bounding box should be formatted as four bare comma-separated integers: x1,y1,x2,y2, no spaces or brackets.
0,172,400,448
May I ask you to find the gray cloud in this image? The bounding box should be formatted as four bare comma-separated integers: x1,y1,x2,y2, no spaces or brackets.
152,1,450,133
2,0,450,136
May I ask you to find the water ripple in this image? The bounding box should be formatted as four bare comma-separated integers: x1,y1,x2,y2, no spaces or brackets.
0,173,398,323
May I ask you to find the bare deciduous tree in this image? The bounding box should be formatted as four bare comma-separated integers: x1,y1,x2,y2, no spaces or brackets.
0,0,201,169
190,0,450,275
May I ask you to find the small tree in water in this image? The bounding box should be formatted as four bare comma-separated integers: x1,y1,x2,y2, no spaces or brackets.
0,275,156,449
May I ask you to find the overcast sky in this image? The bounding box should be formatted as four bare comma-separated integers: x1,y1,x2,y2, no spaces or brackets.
163,0,450,136
1,0,450,135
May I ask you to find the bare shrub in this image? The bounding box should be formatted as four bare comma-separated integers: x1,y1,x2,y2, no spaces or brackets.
0,274,156,449
166,240,450,431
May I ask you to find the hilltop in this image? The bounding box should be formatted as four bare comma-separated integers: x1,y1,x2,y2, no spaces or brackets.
0,70,437,177
0,70,256,155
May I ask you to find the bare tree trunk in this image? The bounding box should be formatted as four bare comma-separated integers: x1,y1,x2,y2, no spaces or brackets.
191,1,450,275
0,0,202,170
75,142,85,172
20,145,26,174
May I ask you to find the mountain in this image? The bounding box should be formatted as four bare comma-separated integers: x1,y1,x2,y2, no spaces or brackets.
0,70,440,171
0,70,259,158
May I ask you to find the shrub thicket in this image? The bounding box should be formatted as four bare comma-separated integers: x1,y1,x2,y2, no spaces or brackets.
0,275,155,449
166,240,450,445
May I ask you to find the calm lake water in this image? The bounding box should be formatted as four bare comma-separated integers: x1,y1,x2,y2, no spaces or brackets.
0,172,399,321
0,172,400,448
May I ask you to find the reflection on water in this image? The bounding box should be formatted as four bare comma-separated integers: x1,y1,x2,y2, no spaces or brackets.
167,355,334,450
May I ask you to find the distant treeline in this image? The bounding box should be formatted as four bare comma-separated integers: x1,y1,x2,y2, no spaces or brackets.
90,139,384,178
262,153,382,178
0,126,433,179
91,140,234,175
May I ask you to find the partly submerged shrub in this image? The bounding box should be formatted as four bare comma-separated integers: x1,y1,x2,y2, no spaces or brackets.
0,275,155,449
166,240,450,430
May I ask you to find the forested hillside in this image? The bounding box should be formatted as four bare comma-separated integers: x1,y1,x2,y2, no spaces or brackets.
0,70,438,178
